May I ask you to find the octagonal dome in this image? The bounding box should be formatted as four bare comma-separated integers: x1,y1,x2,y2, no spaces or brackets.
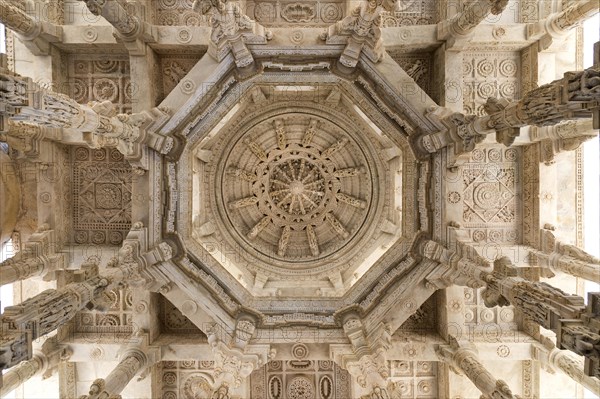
178,81,416,297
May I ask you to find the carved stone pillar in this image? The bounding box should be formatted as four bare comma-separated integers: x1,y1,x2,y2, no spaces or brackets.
438,0,509,49
0,149,20,246
549,348,600,397
79,0,157,55
480,257,600,378
0,72,174,168
0,228,66,286
192,0,272,68
0,272,107,370
534,228,600,282
1,278,108,340
83,349,147,399
0,0,61,55
418,66,600,155
528,0,600,50
321,0,398,69
527,119,598,164
0,337,71,397
436,337,519,399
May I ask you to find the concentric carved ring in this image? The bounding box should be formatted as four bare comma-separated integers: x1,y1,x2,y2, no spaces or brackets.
220,113,373,263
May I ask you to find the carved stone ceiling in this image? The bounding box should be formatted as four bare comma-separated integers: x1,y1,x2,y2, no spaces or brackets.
186,84,410,297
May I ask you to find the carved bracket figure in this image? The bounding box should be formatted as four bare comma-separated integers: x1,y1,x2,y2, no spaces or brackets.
320,0,399,68
193,0,272,68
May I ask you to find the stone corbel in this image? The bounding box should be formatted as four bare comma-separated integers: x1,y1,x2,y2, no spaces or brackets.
204,316,270,395
417,237,488,289
192,0,272,68
320,0,398,69
333,314,392,393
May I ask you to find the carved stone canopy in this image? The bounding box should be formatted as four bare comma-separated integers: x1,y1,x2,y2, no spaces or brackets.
187,83,410,296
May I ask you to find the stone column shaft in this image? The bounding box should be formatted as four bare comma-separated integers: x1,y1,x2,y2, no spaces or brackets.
545,253,600,283
537,229,600,282
0,1,39,37
0,256,45,286
549,348,600,397
80,0,140,38
0,0,61,55
86,350,146,399
0,355,43,397
545,0,599,37
420,65,600,154
436,340,518,398
439,0,508,39
1,71,173,164
1,276,108,339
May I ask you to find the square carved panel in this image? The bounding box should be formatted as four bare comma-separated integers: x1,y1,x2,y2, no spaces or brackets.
71,147,132,245
67,55,132,114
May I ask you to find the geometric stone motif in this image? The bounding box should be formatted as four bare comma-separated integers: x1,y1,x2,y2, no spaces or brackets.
154,0,210,26
68,56,132,114
75,287,134,334
161,361,215,399
463,52,521,116
249,360,351,399
462,164,515,223
244,0,345,27
72,147,132,246
389,361,438,399
445,146,521,245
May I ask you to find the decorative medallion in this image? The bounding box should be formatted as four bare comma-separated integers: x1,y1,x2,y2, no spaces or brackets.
219,113,374,264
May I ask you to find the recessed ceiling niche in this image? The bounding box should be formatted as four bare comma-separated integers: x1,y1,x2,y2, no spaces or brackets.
190,88,406,295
